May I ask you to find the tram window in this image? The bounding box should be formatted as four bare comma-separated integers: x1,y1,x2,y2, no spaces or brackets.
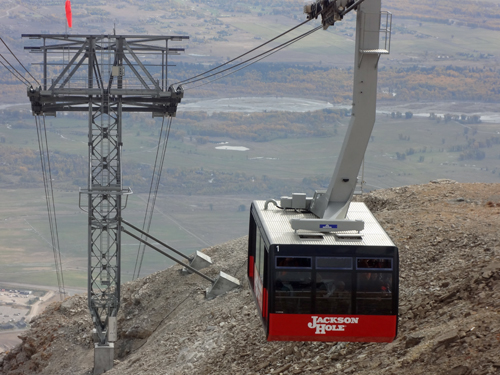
254,227,266,278
258,235,265,279
274,270,312,314
254,227,261,275
317,257,352,270
356,258,392,270
276,257,312,268
356,272,393,315
253,227,266,292
315,271,352,314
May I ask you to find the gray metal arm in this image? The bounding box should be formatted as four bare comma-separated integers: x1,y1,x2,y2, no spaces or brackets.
311,0,382,220
289,0,390,232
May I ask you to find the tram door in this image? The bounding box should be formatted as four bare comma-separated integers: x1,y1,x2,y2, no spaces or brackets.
247,215,269,330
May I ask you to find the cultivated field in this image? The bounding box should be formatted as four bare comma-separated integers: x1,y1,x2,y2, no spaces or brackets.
1,100,499,290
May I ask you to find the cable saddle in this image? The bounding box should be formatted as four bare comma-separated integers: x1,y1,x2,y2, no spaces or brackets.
304,0,361,29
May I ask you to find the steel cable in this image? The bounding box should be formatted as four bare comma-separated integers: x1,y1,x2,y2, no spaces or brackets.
133,115,174,280
184,25,322,91
0,37,41,86
132,116,166,280
182,24,321,89
0,53,31,86
132,23,321,275
174,18,313,87
34,115,66,300
176,2,365,89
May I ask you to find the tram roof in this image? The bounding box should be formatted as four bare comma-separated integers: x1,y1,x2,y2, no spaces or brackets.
252,201,396,248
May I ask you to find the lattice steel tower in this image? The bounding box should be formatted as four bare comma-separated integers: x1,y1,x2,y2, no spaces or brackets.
24,33,187,374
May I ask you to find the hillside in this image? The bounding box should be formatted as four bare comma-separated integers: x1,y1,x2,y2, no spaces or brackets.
1,180,499,375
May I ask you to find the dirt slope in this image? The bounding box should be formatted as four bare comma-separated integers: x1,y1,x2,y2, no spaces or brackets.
1,181,499,375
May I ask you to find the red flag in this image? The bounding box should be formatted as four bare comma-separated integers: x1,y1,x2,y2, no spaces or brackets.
65,0,72,28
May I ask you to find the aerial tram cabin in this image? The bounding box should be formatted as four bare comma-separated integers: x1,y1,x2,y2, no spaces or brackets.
246,0,396,343
247,201,398,343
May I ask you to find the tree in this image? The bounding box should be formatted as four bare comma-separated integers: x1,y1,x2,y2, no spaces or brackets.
396,152,406,160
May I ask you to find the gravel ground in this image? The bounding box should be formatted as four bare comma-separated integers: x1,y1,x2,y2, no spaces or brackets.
1,181,499,375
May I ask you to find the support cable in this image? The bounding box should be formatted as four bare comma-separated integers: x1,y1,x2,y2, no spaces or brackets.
40,115,66,300
174,18,312,86
34,115,66,300
184,25,322,91
131,22,320,277
0,37,41,86
0,54,31,86
132,115,173,280
184,26,321,85
176,3,363,89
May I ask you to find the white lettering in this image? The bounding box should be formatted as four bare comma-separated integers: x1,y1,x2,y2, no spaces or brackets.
308,316,359,335
316,324,326,334
308,316,319,329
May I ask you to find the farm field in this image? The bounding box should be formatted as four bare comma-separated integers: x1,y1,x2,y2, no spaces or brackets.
1,99,499,290
0,187,252,288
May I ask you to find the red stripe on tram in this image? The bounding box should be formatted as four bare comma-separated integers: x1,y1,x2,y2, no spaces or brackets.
263,288,268,318
268,314,397,342
248,256,254,278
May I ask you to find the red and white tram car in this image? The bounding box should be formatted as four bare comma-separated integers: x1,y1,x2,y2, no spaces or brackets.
248,201,398,343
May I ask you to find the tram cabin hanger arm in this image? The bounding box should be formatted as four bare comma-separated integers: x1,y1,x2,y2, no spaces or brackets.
278,0,391,233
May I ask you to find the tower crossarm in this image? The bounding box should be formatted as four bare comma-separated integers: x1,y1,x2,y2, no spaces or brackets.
23,34,187,116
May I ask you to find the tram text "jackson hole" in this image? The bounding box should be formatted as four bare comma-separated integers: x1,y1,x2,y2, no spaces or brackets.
308,316,360,334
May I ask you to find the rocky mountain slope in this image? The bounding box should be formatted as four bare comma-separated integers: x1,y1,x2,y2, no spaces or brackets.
1,181,499,375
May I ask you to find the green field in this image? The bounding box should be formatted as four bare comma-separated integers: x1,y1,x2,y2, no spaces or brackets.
1,107,499,289
0,187,252,288
386,19,500,60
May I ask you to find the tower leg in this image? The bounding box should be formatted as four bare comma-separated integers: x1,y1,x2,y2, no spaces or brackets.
94,343,114,375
